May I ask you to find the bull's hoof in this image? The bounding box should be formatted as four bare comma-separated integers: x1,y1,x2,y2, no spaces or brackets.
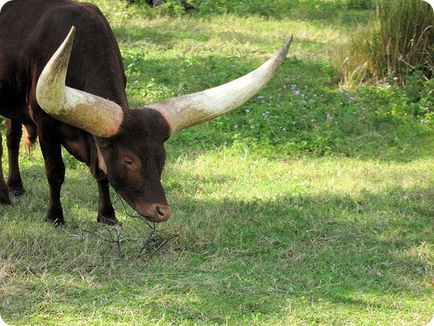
97,214,120,226
46,217,66,227
0,181,11,204
0,193,11,205
8,184,25,197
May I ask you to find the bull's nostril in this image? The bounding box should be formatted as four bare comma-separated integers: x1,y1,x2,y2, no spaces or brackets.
155,205,171,220
136,203,171,222
157,206,164,216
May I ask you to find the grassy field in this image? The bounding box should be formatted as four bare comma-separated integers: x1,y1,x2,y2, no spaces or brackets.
1,1,433,325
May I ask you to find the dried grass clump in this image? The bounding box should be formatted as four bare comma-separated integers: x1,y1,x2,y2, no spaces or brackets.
336,0,434,86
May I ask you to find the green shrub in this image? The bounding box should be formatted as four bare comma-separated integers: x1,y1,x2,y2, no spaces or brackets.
345,0,375,9
190,0,296,17
124,0,298,17
123,0,377,19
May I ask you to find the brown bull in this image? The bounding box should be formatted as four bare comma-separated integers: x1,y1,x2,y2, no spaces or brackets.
0,0,292,225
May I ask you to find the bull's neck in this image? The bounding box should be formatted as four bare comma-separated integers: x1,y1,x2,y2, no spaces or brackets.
83,74,128,110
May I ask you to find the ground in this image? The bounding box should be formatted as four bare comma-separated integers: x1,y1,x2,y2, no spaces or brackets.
0,1,433,325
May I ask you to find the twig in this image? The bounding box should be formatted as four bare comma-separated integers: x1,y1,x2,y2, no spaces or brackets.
61,190,179,256
140,229,179,255
114,189,179,255
114,190,155,230
78,225,125,255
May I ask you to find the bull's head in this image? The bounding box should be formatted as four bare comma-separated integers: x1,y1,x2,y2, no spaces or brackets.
36,27,292,222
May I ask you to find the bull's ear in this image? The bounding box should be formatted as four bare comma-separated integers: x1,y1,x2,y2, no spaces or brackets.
95,137,114,149
36,26,124,138
147,36,293,136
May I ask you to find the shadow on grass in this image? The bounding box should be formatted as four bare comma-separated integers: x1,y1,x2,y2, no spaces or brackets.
1,165,432,323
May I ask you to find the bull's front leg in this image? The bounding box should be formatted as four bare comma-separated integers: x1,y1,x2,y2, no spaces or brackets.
0,129,12,205
88,144,117,225
95,176,118,225
37,118,65,225
6,119,25,196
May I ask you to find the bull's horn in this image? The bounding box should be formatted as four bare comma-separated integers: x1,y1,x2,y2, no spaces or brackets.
36,26,124,138
148,36,293,135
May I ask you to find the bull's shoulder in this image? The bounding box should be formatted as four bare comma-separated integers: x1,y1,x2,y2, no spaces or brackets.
77,2,104,14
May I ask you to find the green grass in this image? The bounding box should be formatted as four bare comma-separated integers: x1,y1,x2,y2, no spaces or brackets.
1,1,433,325
1,151,433,325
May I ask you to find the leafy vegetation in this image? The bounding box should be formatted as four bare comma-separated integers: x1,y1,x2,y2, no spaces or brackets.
125,0,377,17
1,0,433,325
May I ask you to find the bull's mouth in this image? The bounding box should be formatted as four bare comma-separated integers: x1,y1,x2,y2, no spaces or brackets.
136,203,171,223
116,190,171,222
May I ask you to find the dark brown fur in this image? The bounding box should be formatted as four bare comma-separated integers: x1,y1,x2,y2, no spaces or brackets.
0,0,171,224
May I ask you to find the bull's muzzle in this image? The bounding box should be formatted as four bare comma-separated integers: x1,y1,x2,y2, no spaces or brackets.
136,202,171,222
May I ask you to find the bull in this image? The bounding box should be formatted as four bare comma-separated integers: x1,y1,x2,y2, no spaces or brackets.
0,0,292,225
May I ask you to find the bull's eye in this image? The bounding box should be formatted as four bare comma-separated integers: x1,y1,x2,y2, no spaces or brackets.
123,157,134,165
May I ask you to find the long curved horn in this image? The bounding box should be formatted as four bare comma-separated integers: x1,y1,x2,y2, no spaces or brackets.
36,26,124,138
148,36,293,135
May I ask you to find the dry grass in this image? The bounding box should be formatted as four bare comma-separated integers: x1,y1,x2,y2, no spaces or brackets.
335,0,434,85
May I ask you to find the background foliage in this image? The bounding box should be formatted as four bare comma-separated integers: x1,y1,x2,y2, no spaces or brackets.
126,0,377,16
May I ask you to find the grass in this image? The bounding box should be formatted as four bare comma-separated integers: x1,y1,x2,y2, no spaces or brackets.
1,150,433,325
1,1,433,325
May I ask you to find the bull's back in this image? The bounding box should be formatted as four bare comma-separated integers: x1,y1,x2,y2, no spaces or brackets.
0,0,125,119
0,0,75,118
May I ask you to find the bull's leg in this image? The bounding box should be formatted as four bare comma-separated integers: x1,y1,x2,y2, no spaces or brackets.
95,176,118,225
38,121,65,225
6,119,25,196
0,129,12,205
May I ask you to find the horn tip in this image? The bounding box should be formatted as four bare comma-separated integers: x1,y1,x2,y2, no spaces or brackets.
276,35,293,62
284,35,293,51
68,26,76,38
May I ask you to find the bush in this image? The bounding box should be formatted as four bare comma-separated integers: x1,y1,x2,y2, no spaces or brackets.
190,0,295,17
345,0,375,9
125,0,297,17
336,0,434,85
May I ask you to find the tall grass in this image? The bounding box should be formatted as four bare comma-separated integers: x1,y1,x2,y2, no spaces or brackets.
377,0,433,77
336,0,434,85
